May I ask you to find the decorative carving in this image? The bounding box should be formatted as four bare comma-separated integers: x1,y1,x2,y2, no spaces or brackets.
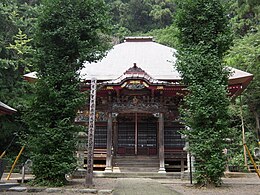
112,112,118,118
132,96,139,105
125,83,145,90
75,110,89,123
75,111,108,123
96,112,108,121
121,80,149,90
112,96,167,113
153,113,159,118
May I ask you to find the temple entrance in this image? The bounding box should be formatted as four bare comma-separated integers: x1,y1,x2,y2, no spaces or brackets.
117,113,157,156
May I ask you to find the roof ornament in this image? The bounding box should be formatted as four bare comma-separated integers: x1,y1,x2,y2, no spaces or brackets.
125,63,145,73
102,63,168,85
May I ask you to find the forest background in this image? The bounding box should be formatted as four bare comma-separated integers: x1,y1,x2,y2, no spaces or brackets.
0,0,259,173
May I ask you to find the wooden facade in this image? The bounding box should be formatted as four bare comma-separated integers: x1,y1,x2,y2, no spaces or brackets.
76,65,187,172
76,63,251,172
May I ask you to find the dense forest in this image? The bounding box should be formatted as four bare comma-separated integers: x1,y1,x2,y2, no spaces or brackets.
0,0,259,181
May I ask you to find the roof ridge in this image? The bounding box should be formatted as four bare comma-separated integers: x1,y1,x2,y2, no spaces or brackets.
124,36,153,42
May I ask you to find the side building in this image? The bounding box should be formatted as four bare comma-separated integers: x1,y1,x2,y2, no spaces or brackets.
0,101,17,116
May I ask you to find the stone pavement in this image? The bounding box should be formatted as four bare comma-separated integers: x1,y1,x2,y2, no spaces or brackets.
113,178,181,195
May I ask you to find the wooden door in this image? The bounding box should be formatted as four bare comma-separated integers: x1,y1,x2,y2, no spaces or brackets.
117,122,135,155
137,121,157,155
117,113,157,156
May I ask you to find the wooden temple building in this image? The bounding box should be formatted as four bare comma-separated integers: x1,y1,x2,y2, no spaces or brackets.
76,37,253,173
25,37,253,173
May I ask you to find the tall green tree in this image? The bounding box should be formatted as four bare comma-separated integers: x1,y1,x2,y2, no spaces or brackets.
25,0,111,186
0,0,37,159
175,0,232,186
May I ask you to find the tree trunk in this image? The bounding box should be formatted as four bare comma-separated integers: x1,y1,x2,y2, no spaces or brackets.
253,111,260,139
240,97,248,168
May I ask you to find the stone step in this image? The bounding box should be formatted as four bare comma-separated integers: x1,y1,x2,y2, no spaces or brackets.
118,167,159,173
0,183,20,191
114,162,159,167
73,169,182,179
114,156,159,161
114,158,158,164
113,156,160,172
115,155,158,159
114,166,159,172
114,158,159,161
94,171,181,179
114,159,159,163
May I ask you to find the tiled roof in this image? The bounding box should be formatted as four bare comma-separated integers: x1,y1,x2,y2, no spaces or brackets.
80,37,252,82
23,37,253,91
80,38,179,81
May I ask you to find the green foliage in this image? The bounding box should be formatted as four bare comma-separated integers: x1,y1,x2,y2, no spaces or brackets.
225,30,260,138
227,101,252,171
8,28,35,73
224,0,260,169
0,1,38,157
229,0,260,36
106,0,176,36
175,0,232,186
25,0,111,186
145,24,179,47
175,0,232,57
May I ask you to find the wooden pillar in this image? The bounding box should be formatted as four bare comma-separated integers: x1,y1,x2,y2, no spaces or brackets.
158,113,166,173
113,119,118,155
105,112,113,172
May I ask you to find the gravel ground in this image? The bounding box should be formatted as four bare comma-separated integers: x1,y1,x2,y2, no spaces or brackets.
162,177,260,195
64,177,117,190
1,175,260,195
1,178,116,195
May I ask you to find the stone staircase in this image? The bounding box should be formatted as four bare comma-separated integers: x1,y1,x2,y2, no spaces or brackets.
73,155,182,179
113,155,159,173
